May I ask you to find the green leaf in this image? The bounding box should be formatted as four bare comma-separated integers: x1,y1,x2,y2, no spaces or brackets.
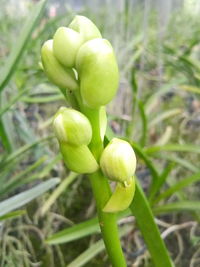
0,136,52,171
0,0,47,91
153,201,200,215
0,156,47,195
144,79,185,114
46,210,130,245
158,154,199,172
0,178,60,216
145,143,200,155
68,239,104,267
67,225,132,267
179,85,200,94
0,118,12,152
41,172,79,215
46,217,99,245
154,172,200,204
149,108,182,127
149,162,175,202
130,180,173,267
0,89,28,117
131,142,159,180
138,100,147,147
21,94,64,103
0,210,26,221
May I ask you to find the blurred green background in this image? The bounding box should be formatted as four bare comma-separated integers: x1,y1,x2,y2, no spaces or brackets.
0,0,200,266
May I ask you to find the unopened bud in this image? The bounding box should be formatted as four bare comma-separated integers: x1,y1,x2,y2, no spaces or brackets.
53,27,83,68
69,15,101,42
53,107,92,146
41,40,78,90
100,138,136,183
60,143,99,174
76,38,119,108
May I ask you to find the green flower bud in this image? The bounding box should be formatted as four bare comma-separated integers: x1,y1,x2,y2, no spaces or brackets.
103,177,135,213
41,40,78,90
60,143,99,174
53,107,92,146
76,38,119,108
53,27,83,68
69,15,101,42
100,138,136,183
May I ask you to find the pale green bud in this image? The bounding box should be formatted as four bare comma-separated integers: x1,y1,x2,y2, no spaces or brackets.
41,40,78,90
60,143,99,174
53,27,83,68
103,177,135,213
53,107,92,146
69,15,101,42
76,38,119,108
100,138,136,182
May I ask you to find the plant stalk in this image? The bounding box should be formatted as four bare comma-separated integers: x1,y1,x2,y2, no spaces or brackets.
83,107,127,267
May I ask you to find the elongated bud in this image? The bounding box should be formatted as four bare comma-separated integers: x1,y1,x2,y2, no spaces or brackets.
41,40,78,90
53,27,83,68
100,138,136,183
60,143,99,173
76,38,119,108
53,107,92,146
103,177,135,213
69,15,101,42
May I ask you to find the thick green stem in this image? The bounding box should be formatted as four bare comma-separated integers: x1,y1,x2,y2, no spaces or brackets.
82,107,126,267
89,171,127,267
71,89,126,266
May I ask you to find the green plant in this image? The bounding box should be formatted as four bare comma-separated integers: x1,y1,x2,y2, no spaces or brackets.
41,15,173,267
1,2,200,266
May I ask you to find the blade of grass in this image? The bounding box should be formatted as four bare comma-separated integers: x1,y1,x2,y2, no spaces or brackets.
46,210,130,245
148,108,182,127
179,85,200,94
158,154,199,172
153,201,200,215
0,178,60,216
13,110,37,144
153,171,200,204
144,143,200,155
67,225,132,267
41,172,79,215
138,99,147,147
0,136,53,171
0,89,28,117
0,90,16,152
8,155,62,192
0,0,47,91
68,239,104,267
130,179,173,267
21,94,64,103
0,210,26,221
144,79,185,114
155,126,172,146
46,217,99,245
0,156,47,195
0,119,12,152
131,142,159,180
149,162,175,203
6,155,62,193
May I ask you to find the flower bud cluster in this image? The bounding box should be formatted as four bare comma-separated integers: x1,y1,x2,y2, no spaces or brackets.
41,15,119,109
41,16,137,213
